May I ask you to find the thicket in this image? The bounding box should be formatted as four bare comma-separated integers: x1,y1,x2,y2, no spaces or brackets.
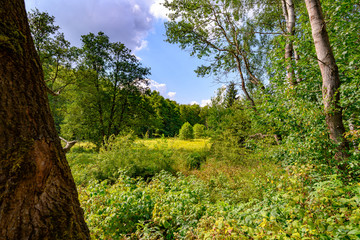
79,169,360,239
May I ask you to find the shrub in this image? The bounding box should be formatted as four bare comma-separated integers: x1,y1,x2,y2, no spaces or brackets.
193,123,206,139
94,133,175,181
179,122,194,140
186,151,207,170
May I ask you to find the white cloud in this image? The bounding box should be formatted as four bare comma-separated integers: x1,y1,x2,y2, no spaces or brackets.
167,92,176,98
150,0,170,20
149,80,167,94
25,0,157,51
200,99,211,107
189,100,211,107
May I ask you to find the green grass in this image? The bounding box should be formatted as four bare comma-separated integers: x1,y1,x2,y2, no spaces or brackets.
137,138,211,151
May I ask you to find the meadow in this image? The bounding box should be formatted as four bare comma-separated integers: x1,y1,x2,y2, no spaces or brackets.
67,134,360,239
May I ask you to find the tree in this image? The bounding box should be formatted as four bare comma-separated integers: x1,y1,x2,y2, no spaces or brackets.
281,0,297,85
225,81,238,108
193,124,206,139
164,0,265,108
179,122,194,140
304,0,348,158
0,0,89,239
28,9,79,134
28,9,77,96
61,32,150,145
149,91,182,137
180,103,202,126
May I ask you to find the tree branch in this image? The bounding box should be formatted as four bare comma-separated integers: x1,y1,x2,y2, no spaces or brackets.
59,136,77,153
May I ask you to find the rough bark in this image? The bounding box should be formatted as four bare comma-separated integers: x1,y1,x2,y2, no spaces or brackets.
0,0,90,239
304,0,348,158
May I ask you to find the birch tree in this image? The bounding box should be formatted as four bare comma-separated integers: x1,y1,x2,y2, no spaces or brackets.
304,0,348,158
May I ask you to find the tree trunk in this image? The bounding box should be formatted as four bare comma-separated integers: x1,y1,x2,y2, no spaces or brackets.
304,0,348,158
234,55,256,110
282,0,296,85
0,0,90,239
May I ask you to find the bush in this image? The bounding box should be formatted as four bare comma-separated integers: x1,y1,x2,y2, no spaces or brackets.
193,123,206,138
179,122,194,140
186,151,207,170
94,133,175,181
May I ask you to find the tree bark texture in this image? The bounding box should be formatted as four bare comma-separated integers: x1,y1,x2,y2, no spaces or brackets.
0,0,90,239
282,0,296,85
304,0,348,155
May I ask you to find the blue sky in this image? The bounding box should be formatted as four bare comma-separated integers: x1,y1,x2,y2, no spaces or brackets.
24,0,221,106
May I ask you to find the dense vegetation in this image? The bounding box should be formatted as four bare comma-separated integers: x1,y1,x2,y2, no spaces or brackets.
27,0,360,239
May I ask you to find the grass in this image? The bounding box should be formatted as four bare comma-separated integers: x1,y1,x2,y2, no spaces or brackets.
137,138,211,151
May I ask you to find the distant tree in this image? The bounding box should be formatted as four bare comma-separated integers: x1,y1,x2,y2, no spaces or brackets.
149,91,182,137
61,32,150,145
179,122,194,140
205,86,229,136
180,104,202,126
225,81,238,108
0,0,89,238
193,124,206,139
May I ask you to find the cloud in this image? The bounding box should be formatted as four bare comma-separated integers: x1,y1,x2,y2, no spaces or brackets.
135,40,149,52
150,0,170,20
189,100,211,107
149,79,167,94
25,0,159,51
167,91,176,98
200,99,211,107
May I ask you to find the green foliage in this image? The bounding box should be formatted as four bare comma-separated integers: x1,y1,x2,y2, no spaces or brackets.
225,81,238,108
79,175,154,239
180,104,202,126
95,133,175,181
179,122,194,140
186,151,207,170
193,123,206,139
209,101,254,164
78,164,360,239
148,91,183,137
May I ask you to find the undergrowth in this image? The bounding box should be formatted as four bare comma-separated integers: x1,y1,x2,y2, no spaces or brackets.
68,134,360,239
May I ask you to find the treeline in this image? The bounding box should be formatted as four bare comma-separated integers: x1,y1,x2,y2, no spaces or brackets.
28,9,213,146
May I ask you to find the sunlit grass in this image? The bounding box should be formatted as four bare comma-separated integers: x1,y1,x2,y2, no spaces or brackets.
137,138,211,151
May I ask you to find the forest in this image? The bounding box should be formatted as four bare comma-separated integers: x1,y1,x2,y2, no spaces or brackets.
0,0,360,239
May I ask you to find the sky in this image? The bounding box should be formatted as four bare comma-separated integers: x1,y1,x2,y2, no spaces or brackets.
24,0,222,106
